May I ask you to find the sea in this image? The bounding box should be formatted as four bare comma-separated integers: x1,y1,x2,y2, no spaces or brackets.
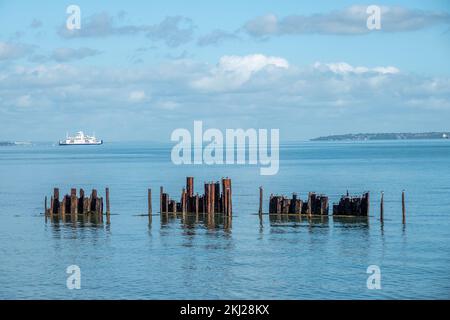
0,140,449,299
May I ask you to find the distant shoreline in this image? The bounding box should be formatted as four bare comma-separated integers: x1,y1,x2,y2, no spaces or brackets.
0,141,16,146
311,132,449,141
0,141,32,146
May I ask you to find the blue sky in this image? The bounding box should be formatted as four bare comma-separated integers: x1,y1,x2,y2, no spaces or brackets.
0,0,449,141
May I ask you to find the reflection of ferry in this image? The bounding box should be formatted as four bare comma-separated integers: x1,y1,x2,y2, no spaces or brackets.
59,131,103,145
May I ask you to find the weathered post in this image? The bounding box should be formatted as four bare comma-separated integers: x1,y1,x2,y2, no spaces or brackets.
205,183,211,214
105,187,110,215
60,195,66,221
160,186,163,214
226,188,231,216
211,182,215,214
402,190,406,224
195,194,199,218
83,196,89,214
307,192,312,216
380,191,384,222
228,179,232,215
148,188,152,216
53,188,60,214
222,180,227,215
181,188,186,215
79,189,85,214
171,200,177,215
70,188,77,214
214,181,221,213
50,196,54,216
186,177,194,197
259,186,263,216
44,196,48,216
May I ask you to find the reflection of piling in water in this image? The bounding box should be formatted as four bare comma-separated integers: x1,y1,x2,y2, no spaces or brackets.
267,191,329,216
160,177,232,216
333,192,370,216
161,209,232,230
45,187,107,223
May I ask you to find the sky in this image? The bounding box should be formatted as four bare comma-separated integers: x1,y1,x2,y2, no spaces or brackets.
0,0,449,141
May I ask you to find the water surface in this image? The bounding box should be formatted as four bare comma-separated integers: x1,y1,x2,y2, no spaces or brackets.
0,140,449,299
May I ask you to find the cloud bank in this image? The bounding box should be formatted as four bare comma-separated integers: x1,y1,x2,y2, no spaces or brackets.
243,6,450,37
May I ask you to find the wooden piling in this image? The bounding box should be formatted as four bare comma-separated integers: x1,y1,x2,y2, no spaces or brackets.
105,187,110,215
44,196,48,215
402,190,406,224
53,188,60,214
259,187,263,216
181,188,186,214
380,191,384,222
307,192,312,216
228,179,232,215
160,186,163,214
70,188,77,214
60,195,66,220
226,188,231,216
222,180,227,215
195,194,199,215
79,189,85,214
83,197,89,214
45,187,109,223
50,196,54,215
205,183,210,214
171,200,177,215
158,176,232,220
211,182,215,214
147,188,152,215
186,177,194,197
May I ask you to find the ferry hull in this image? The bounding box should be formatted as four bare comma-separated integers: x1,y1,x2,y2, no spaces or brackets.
58,141,103,146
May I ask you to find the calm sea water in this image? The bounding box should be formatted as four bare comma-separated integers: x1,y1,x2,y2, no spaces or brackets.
0,140,449,299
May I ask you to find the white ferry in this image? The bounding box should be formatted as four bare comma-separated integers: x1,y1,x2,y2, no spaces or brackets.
59,131,103,145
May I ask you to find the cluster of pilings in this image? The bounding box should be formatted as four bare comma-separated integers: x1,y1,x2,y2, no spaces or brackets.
45,187,110,223
332,192,370,216
267,191,329,215
159,177,232,215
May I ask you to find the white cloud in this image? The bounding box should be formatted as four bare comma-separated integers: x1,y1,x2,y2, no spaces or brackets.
58,12,195,48
314,62,399,75
1,56,449,140
191,54,289,91
372,66,401,74
51,47,101,62
0,42,31,61
243,6,450,37
244,14,278,37
0,57,448,119
16,95,31,107
129,90,146,102
197,29,239,46
156,100,179,110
